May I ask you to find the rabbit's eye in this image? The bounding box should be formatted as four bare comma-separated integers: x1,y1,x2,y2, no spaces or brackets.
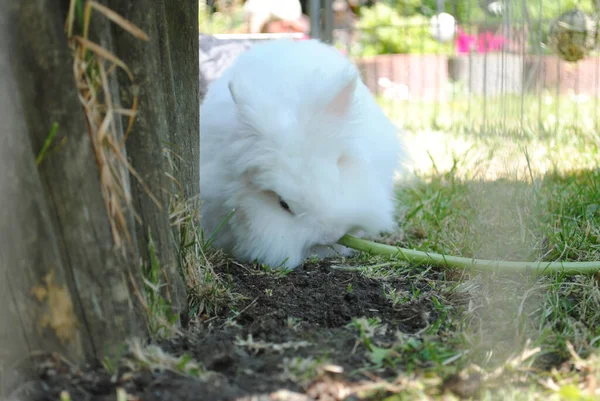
279,198,292,213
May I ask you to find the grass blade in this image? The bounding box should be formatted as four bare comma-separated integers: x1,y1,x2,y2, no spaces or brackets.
36,122,59,165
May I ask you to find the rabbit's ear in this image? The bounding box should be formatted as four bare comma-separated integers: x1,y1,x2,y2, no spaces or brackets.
325,75,357,117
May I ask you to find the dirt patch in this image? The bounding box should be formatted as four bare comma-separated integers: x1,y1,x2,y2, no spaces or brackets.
27,261,459,401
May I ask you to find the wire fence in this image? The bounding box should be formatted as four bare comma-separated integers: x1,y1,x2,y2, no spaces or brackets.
200,0,600,142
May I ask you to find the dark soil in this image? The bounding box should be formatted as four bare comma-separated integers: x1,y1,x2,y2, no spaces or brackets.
23,261,460,401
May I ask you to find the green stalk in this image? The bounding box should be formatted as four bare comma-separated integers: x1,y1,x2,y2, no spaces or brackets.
36,122,59,165
338,235,600,276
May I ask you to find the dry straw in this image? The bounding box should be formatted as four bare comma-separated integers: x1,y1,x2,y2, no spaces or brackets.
64,0,160,256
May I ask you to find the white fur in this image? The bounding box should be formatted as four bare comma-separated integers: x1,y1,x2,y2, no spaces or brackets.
199,39,405,269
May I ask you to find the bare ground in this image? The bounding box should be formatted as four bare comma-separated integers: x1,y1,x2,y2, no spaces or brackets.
23,259,484,401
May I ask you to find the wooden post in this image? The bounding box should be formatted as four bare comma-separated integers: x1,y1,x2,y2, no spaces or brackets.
0,0,149,395
0,0,197,394
0,23,86,393
105,0,196,321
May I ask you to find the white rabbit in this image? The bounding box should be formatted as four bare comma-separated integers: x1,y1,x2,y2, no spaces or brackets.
199,39,404,269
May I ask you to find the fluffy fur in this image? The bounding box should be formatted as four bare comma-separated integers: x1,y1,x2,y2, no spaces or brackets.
199,39,405,269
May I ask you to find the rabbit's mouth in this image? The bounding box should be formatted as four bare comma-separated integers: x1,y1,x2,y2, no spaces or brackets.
321,231,348,246
327,227,365,243
317,225,365,247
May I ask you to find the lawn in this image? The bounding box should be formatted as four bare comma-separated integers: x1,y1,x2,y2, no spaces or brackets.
37,94,599,401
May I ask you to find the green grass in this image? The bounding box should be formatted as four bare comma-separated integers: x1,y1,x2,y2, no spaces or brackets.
378,92,599,178
345,92,600,399
331,181,600,399
141,230,181,339
394,167,600,263
381,90,600,138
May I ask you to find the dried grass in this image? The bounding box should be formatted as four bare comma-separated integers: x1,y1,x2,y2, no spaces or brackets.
64,0,159,256
125,338,215,379
167,183,236,318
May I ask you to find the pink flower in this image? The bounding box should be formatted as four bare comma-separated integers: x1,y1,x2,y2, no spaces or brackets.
455,26,506,53
455,27,476,53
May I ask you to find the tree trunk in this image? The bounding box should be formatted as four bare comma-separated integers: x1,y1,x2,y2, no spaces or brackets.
0,0,148,395
162,3,201,200
0,11,84,392
0,0,197,395
104,0,196,322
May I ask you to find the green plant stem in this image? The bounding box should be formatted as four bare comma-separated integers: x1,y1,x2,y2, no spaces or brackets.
36,122,59,165
338,235,600,276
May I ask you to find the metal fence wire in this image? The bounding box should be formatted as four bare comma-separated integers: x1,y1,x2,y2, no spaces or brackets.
200,0,600,142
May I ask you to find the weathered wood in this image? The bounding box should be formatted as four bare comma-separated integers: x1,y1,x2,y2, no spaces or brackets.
162,2,200,199
0,3,84,394
105,0,190,324
0,9,84,394
15,0,149,353
1,0,201,391
0,0,150,393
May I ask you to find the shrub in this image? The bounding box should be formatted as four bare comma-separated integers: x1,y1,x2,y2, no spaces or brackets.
355,2,454,56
